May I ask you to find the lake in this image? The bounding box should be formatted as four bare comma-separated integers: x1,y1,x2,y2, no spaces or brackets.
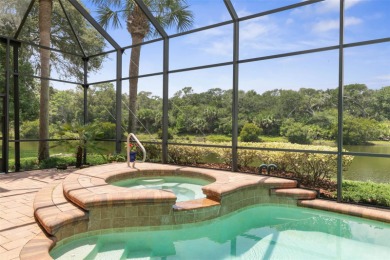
344,143,390,183
5,141,390,183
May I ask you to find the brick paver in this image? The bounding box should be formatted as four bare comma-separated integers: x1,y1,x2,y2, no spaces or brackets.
0,168,75,260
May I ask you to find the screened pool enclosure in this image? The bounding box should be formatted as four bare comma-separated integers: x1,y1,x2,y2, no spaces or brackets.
0,0,389,206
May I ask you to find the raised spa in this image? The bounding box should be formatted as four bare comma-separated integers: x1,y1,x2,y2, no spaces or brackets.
50,205,390,259
111,176,211,202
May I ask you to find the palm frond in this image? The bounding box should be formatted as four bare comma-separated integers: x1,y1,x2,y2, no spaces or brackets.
91,0,123,9
96,5,123,29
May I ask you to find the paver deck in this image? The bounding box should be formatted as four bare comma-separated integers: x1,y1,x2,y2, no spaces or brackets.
0,168,76,260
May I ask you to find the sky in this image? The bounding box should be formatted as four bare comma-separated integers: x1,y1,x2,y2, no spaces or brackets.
59,0,390,96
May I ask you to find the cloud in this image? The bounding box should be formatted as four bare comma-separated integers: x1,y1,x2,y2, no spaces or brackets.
317,0,364,13
240,17,276,41
201,39,233,57
285,18,294,25
376,74,390,81
292,0,364,16
312,16,362,33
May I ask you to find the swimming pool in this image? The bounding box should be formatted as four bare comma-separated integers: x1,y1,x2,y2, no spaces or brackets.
50,205,390,259
111,176,211,202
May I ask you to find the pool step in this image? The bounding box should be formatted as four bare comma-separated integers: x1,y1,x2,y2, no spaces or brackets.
271,188,318,200
33,181,88,236
173,198,220,211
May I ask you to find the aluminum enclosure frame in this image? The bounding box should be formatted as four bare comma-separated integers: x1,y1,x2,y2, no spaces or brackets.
0,0,389,206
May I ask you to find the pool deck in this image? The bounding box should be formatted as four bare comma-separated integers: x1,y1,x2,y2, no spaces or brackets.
1,163,390,260
0,168,76,260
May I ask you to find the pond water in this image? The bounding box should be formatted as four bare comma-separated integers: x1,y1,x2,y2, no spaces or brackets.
344,143,390,183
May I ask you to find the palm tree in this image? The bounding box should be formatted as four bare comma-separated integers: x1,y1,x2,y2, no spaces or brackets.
92,0,193,133
38,0,53,161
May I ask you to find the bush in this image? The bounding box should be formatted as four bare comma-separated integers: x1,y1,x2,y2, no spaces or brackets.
339,180,390,207
168,145,210,165
334,115,380,145
213,142,354,186
281,121,313,144
206,135,231,143
39,156,76,169
87,154,108,165
95,122,116,139
240,123,261,142
143,143,162,162
157,129,174,140
20,120,39,139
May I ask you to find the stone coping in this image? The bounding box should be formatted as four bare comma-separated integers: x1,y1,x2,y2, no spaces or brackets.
62,163,298,210
19,232,56,260
299,199,390,223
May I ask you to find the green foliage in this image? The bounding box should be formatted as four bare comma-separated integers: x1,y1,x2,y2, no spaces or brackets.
20,120,40,139
98,122,116,139
12,158,40,171
168,145,212,165
281,120,313,144
206,135,231,143
143,143,162,163
377,121,390,141
57,122,105,167
157,129,174,140
255,115,281,136
213,142,354,186
39,156,76,169
105,153,126,163
10,153,110,171
340,180,390,207
87,154,109,165
337,115,380,145
240,123,262,142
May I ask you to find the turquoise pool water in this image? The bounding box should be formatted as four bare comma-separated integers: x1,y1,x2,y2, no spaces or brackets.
112,176,211,202
51,205,390,259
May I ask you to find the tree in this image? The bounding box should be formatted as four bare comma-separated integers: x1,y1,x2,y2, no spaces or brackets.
1,0,105,161
37,0,52,161
92,0,193,133
240,123,262,142
19,0,105,161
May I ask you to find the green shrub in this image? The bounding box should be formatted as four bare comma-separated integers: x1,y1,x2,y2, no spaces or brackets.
339,180,390,207
157,129,174,140
20,120,39,139
240,123,261,142
168,145,211,165
213,142,354,186
143,143,162,162
39,156,76,168
87,154,108,165
333,115,380,145
105,153,126,163
95,122,116,139
206,135,231,143
14,158,39,171
281,121,313,144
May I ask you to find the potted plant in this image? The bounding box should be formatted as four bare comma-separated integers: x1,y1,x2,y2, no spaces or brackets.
128,143,138,162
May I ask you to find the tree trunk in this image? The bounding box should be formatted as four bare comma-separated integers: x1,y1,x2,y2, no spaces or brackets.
128,35,143,134
38,0,52,162
76,146,83,168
